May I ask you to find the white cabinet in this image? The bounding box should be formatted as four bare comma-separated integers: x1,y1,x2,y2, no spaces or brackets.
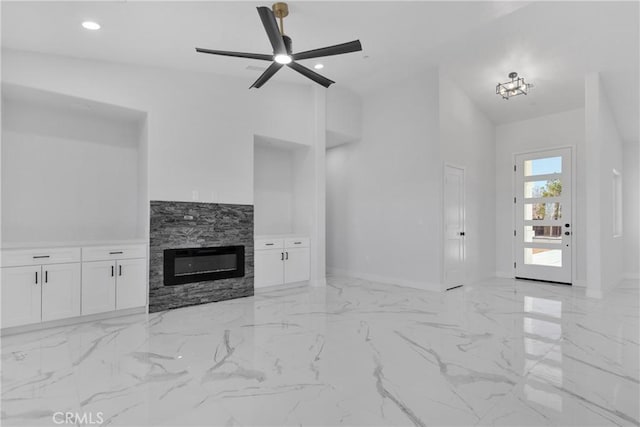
82,261,117,315
41,263,81,322
284,248,310,284
255,249,285,288
1,265,42,328
1,248,81,328
116,258,147,310
81,245,147,315
254,237,310,288
1,243,146,330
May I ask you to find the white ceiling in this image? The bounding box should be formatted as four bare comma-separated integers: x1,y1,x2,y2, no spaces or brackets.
2,1,638,142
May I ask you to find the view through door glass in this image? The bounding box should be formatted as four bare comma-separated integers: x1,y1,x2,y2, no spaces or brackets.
515,148,572,284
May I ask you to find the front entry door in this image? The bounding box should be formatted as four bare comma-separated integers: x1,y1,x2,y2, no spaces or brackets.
515,148,572,284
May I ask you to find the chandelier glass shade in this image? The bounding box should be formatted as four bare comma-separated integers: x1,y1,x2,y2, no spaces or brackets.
496,72,531,100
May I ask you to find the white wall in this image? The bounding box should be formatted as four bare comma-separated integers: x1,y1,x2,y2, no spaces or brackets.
1,49,315,205
326,69,441,291
253,143,294,235
495,109,586,282
326,87,362,148
2,97,142,242
585,73,625,295
623,142,640,279
439,74,496,287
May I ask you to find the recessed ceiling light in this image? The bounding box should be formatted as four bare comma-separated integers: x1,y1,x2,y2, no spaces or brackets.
82,21,101,30
314,63,324,70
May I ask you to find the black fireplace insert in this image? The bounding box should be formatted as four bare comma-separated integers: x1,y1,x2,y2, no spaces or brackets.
164,246,244,285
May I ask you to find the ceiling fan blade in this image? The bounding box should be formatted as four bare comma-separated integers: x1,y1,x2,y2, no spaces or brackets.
292,40,362,61
257,6,287,55
250,62,284,89
287,62,335,88
195,48,272,61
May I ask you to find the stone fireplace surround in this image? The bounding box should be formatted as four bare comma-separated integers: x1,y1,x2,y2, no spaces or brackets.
149,200,254,313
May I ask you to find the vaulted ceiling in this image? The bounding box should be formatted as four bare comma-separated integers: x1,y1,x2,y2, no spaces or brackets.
2,1,638,142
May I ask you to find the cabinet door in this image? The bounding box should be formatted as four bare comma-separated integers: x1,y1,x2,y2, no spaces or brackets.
81,261,116,315
1,266,41,328
254,249,284,288
116,258,147,310
41,263,81,322
284,248,310,284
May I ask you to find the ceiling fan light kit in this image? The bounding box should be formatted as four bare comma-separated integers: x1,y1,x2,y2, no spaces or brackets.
195,3,362,89
496,72,532,100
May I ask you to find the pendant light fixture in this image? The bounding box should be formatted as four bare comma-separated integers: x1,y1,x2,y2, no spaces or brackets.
496,72,532,100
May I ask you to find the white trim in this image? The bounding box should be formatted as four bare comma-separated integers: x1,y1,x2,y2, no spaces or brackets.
1,306,146,336
495,271,513,278
327,267,441,292
573,279,587,287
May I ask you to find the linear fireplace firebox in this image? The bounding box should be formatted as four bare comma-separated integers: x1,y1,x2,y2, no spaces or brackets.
163,246,245,286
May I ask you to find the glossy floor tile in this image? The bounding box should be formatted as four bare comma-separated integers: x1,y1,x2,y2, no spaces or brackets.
1,277,639,426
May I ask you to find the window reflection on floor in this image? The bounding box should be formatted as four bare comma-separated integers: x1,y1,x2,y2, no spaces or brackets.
523,296,564,412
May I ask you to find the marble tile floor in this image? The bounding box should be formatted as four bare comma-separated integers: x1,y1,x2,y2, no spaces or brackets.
1,277,638,427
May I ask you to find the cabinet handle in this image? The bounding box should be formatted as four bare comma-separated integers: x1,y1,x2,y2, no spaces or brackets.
35,271,38,284
281,252,284,261
286,252,289,260
33,255,50,259
119,265,122,276
265,243,274,246
111,266,114,277
109,251,123,255
294,242,301,244
45,270,48,283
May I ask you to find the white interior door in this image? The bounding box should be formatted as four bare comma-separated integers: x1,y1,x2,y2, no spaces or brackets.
443,165,465,288
515,148,572,284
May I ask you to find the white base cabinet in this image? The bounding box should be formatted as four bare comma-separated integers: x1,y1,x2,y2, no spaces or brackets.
82,261,117,315
41,263,81,322
1,250,81,328
81,246,147,315
1,243,147,330
1,265,42,328
255,237,310,288
255,249,285,287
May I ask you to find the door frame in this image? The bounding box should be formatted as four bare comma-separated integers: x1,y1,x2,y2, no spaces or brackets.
511,146,577,283
442,162,466,290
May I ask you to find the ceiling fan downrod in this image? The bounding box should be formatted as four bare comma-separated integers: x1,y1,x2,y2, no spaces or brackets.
272,2,288,35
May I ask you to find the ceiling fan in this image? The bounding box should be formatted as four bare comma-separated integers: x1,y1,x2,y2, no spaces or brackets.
195,2,363,89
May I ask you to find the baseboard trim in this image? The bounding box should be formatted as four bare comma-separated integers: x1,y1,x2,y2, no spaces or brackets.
495,271,513,279
326,267,441,292
1,306,147,336
573,279,587,287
